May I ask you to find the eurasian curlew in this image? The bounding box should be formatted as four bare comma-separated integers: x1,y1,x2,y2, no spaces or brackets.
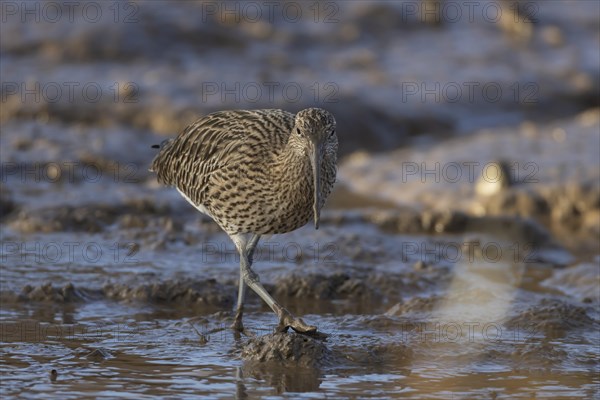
150,108,338,334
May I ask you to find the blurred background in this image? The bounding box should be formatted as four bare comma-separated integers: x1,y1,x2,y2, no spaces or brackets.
1,1,599,398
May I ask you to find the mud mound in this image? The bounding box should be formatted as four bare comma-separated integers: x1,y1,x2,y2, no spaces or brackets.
482,181,600,233
103,279,232,307
0,282,94,303
241,333,330,367
7,200,171,233
385,295,442,316
505,298,596,335
542,262,600,303
512,339,569,367
368,269,452,302
336,342,413,367
358,208,556,249
273,273,372,301
1,280,233,309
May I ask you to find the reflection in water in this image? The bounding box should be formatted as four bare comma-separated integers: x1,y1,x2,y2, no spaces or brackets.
241,362,323,394
234,367,247,400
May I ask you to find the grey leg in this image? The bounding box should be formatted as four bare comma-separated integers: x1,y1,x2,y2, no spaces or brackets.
232,234,261,331
235,241,316,334
231,262,247,331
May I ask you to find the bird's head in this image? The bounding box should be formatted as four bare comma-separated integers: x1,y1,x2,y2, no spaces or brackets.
293,108,337,230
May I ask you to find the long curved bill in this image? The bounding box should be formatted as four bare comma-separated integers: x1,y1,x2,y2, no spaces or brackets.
311,146,321,230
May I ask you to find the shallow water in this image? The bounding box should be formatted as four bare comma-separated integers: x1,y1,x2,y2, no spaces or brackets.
1,216,599,398
1,306,598,399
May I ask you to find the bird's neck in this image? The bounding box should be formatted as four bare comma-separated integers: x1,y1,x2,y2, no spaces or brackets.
274,135,312,184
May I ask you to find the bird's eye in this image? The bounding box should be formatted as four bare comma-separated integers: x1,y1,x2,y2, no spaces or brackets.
329,129,335,137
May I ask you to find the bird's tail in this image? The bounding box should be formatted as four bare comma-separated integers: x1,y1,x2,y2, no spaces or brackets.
150,139,173,150
149,139,174,173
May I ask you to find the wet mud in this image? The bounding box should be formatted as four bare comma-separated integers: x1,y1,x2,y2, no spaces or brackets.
2,205,597,397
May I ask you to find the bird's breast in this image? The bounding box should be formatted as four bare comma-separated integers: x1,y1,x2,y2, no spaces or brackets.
206,149,335,235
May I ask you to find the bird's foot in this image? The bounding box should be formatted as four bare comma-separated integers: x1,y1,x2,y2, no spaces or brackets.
275,305,317,334
230,310,244,332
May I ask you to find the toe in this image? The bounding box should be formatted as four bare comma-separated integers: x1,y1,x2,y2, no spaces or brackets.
290,318,317,334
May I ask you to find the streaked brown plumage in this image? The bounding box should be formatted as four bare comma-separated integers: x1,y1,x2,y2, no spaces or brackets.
150,108,338,334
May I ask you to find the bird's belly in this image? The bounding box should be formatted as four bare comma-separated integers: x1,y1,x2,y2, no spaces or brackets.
177,188,214,219
244,201,309,234
203,187,313,235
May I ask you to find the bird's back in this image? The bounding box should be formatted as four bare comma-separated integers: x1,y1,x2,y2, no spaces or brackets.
151,109,294,185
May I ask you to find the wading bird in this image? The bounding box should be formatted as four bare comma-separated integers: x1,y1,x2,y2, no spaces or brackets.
150,108,337,334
